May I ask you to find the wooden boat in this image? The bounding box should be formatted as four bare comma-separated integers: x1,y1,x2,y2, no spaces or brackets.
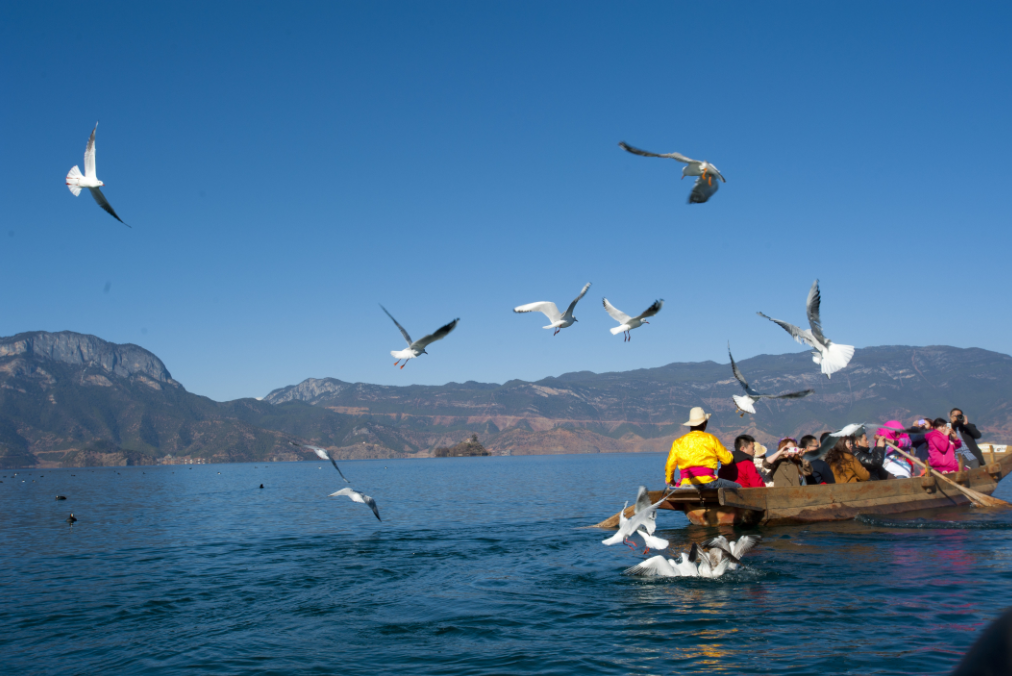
593,447,1012,528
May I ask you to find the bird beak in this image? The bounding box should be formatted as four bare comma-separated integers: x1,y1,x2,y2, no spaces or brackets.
643,321,649,324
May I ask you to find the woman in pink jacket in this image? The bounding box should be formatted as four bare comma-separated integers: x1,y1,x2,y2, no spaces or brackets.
925,417,964,473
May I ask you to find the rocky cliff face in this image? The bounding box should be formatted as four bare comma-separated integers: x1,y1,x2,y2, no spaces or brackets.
0,331,180,388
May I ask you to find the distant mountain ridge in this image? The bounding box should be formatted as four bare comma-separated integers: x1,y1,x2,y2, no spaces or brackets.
2,331,1011,468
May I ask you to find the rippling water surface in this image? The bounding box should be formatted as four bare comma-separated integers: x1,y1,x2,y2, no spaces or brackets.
3,453,1012,675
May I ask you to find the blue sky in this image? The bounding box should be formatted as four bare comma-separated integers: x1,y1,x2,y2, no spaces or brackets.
2,2,1010,402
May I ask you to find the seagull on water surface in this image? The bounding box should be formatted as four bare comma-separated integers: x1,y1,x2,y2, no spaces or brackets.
618,141,726,204
624,536,760,578
330,487,381,521
513,282,591,336
757,280,854,378
603,298,663,342
66,123,129,226
289,442,350,483
380,305,458,369
728,343,814,415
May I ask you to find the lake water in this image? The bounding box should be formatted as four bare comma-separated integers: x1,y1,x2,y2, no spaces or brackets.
2,453,1012,675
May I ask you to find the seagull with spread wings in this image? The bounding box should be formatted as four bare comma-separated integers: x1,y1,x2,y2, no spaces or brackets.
513,282,591,336
602,298,663,342
728,343,814,415
380,305,459,369
330,487,381,521
757,280,855,378
618,141,726,204
289,442,350,482
66,123,129,226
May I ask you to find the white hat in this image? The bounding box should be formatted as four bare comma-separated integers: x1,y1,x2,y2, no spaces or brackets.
682,406,712,427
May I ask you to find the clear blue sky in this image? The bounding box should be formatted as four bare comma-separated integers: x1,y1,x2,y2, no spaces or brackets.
2,2,1010,402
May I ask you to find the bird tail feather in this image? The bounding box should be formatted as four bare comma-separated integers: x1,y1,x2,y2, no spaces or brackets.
66,165,83,196
609,326,626,335
821,343,855,376
732,395,757,414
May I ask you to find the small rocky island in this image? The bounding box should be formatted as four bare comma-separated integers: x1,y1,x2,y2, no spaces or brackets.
432,434,489,458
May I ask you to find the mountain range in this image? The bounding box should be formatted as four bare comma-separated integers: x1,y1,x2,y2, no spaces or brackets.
2,330,1009,469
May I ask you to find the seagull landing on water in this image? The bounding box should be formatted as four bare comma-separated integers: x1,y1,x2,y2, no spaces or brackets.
602,298,663,342
728,343,814,415
757,280,855,378
380,305,459,369
330,487,381,521
289,442,350,482
66,123,129,226
618,141,726,204
513,283,591,336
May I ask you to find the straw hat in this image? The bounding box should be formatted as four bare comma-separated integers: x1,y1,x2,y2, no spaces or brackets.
753,442,768,458
682,406,712,427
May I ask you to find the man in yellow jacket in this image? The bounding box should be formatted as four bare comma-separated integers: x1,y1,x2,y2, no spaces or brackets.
665,406,739,489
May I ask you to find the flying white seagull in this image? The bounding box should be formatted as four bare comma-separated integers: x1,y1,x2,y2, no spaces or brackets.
289,442,350,482
728,343,814,415
330,487,381,521
513,282,591,336
380,305,459,369
618,141,726,204
66,123,129,226
757,280,854,377
603,298,663,342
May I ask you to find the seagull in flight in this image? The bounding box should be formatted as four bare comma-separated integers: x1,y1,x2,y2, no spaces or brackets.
330,487,381,521
757,280,855,377
728,343,814,415
66,123,129,226
513,282,591,336
618,141,726,204
603,298,663,342
289,442,350,482
602,487,672,547
380,305,459,369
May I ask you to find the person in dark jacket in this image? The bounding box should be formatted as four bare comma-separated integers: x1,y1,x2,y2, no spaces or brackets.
852,431,892,480
717,435,767,488
951,408,985,467
800,434,835,484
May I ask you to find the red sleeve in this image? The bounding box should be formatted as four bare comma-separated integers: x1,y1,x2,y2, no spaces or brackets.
738,460,766,488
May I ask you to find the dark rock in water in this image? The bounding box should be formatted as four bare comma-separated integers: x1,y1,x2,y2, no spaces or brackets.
55,495,67,500
259,484,264,489
433,434,490,458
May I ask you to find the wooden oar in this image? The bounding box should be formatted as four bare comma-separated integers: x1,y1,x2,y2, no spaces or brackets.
883,441,1010,508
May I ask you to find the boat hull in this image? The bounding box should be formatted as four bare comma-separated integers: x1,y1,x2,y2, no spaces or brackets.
593,451,1011,528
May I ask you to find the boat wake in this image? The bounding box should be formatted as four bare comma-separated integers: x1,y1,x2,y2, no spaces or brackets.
856,515,1012,530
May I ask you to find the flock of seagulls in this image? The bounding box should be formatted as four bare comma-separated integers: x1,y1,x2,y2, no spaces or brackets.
290,442,380,520
602,486,761,579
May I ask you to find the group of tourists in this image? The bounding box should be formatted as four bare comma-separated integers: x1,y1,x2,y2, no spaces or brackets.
664,406,986,490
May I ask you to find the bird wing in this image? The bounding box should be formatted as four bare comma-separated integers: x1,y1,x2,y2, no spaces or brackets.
633,485,652,515
84,124,97,178
327,455,351,483
634,299,664,321
728,344,750,391
563,282,592,316
330,487,354,498
89,187,129,227
636,529,670,551
380,305,413,346
730,535,761,559
602,298,631,324
513,301,562,323
767,388,814,401
624,555,678,577
411,318,459,351
618,141,694,164
688,175,720,204
756,312,816,348
806,280,828,345
363,494,382,521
